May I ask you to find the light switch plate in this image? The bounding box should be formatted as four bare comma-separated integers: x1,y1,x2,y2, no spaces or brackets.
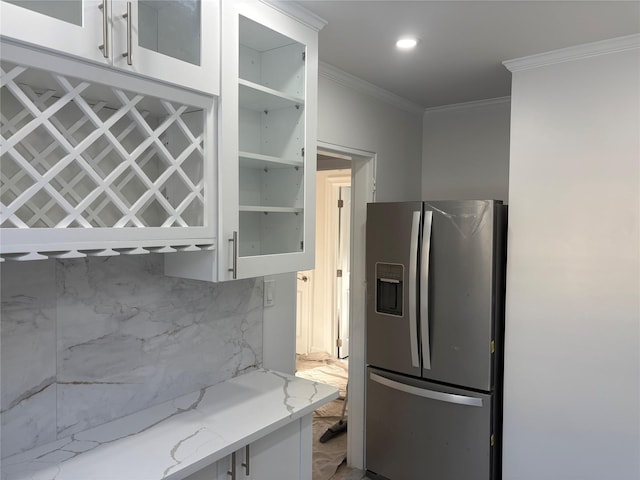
263,279,275,307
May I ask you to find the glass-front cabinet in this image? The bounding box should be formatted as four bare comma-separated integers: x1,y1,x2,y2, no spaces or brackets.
218,0,319,280
0,0,218,95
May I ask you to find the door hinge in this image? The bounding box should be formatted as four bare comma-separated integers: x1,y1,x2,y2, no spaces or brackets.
338,199,344,208
300,241,304,251
491,340,495,354
302,51,306,62
490,434,495,447
336,338,343,348
336,269,342,277
301,147,305,158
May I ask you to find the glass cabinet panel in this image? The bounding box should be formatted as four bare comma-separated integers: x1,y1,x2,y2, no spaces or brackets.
137,0,201,66
5,0,82,26
237,15,306,258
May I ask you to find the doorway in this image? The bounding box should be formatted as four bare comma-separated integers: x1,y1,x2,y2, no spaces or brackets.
296,167,352,358
297,154,352,479
296,142,376,478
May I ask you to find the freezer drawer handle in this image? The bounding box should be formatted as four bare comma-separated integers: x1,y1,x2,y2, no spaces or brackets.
370,372,483,407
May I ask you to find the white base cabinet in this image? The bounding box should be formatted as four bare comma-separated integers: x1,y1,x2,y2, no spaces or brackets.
184,415,313,480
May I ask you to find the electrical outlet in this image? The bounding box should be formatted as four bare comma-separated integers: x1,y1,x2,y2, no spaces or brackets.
263,279,275,307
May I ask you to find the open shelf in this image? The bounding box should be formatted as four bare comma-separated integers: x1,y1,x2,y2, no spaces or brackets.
239,151,303,169
239,209,304,257
239,79,304,112
239,205,303,213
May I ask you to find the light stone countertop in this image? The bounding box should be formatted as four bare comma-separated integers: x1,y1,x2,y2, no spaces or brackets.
1,369,339,480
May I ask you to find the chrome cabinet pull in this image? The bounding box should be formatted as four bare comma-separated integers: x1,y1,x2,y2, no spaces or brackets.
98,0,109,58
122,2,132,65
227,451,236,479
241,444,250,475
228,231,238,279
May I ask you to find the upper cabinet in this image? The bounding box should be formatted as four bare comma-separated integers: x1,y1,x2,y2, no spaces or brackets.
0,0,219,95
0,41,216,260
165,0,322,282
218,0,321,280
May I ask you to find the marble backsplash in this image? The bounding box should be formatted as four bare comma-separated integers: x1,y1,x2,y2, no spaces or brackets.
0,254,263,458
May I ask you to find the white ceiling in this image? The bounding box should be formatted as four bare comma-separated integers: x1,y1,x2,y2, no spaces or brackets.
296,0,640,108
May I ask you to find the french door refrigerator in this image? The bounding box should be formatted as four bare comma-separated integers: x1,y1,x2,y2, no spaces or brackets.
365,200,507,480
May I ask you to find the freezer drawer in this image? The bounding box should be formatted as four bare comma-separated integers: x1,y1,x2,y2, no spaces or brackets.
366,368,497,480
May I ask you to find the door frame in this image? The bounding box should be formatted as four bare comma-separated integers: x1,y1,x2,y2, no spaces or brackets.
317,141,376,471
336,183,351,359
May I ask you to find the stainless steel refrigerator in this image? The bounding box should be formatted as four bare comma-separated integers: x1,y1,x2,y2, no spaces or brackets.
365,200,507,480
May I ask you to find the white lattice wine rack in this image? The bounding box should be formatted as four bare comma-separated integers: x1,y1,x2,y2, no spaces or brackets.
0,43,216,261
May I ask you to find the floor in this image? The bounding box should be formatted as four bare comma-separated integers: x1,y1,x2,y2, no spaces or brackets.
295,352,369,480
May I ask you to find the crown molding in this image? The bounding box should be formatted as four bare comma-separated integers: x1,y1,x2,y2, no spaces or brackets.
424,96,511,114
503,33,640,72
319,62,425,114
260,1,327,32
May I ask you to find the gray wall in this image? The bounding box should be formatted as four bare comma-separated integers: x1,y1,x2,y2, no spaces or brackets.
503,44,640,479
317,74,424,202
422,98,511,202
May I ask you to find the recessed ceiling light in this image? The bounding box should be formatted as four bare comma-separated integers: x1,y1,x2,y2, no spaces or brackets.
396,37,419,50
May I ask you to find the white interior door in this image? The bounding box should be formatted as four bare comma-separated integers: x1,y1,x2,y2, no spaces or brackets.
295,270,312,355
296,169,351,357
337,186,352,359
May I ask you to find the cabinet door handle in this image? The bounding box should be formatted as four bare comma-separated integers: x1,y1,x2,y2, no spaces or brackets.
122,2,132,65
241,444,250,475
98,0,109,58
227,451,236,479
228,231,238,279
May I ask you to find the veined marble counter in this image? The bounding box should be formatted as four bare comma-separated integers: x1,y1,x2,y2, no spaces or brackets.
1,369,339,480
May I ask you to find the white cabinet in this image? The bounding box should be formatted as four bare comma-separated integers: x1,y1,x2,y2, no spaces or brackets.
165,0,322,282
0,42,216,260
219,1,319,280
1,0,107,65
181,461,221,480
0,0,219,95
183,416,312,480
245,416,311,480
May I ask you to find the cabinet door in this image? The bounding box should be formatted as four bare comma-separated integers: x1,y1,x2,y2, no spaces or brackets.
219,0,318,280
182,457,229,480
243,418,309,480
0,0,109,65
111,0,219,95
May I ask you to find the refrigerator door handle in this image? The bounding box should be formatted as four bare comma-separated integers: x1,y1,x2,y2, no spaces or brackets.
421,210,433,370
370,372,483,407
408,210,421,368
